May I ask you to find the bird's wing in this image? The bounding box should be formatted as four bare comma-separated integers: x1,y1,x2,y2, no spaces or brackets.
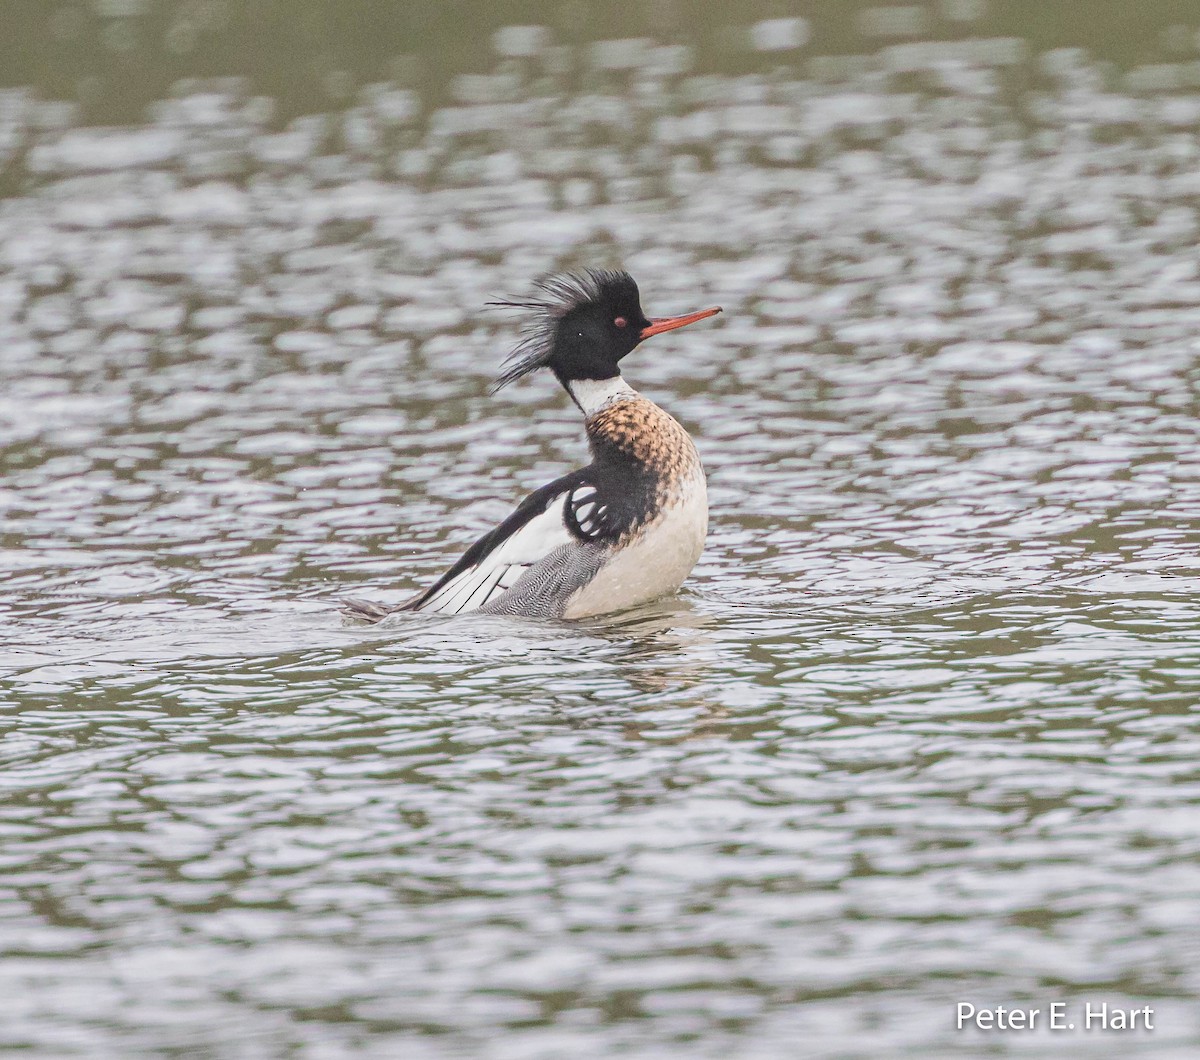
407,470,617,615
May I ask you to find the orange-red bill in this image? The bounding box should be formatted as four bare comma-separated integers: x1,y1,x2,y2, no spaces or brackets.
640,306,722,339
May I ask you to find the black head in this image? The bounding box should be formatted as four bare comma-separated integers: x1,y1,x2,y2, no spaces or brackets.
490,269,720,393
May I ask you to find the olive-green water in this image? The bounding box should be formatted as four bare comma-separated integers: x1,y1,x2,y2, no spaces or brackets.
2,3,1199,1057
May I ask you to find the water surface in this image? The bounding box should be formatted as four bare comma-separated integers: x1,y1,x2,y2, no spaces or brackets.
2,3,1200,1056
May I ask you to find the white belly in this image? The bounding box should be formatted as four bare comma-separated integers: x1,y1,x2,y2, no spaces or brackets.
562,470,708,619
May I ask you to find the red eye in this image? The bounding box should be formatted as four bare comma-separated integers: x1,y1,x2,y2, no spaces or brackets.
614,316,627,328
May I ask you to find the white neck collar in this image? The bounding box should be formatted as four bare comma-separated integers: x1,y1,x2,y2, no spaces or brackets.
566,376,636,417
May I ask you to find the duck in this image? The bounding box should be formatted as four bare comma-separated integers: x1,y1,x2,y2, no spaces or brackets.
343,268,721,621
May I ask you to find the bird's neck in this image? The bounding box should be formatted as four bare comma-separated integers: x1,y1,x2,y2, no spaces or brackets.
565,375,637,418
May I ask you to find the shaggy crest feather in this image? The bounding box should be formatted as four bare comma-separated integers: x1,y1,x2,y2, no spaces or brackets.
488,269,638,392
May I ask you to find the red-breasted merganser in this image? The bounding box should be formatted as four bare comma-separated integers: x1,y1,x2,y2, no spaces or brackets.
343,269,721,621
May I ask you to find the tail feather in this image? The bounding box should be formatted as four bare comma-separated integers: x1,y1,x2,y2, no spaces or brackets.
340,596,403,623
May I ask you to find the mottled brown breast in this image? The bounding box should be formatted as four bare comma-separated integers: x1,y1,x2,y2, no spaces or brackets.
585,396,702,493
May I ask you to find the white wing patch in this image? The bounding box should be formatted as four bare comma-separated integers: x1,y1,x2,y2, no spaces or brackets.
416,495,574,615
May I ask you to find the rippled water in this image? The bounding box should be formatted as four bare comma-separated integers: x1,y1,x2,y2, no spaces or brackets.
3,4,1200,1056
